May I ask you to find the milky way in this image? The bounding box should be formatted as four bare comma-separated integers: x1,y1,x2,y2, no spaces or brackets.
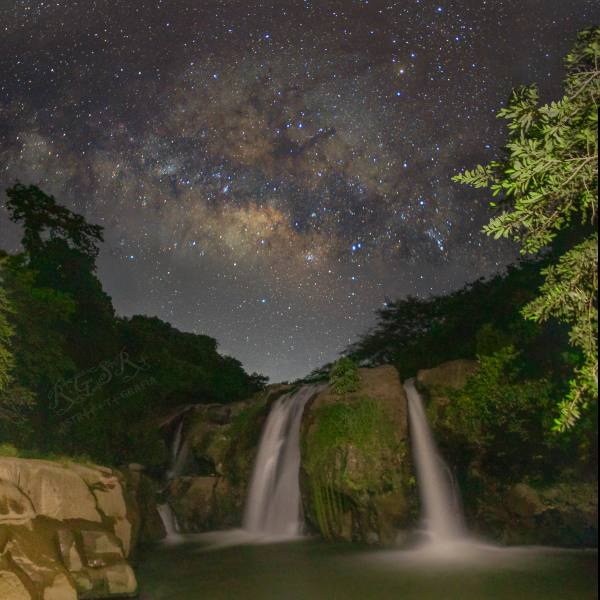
1,1,598,381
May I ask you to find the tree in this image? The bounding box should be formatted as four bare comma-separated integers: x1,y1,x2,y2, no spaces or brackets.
453,28,599,430
5,183,103,259
0,259,15,392
5,183,116,367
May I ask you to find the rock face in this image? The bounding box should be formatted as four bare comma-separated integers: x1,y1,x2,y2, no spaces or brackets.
164,369,415,544
164,386,290,532
0,457,140,599
416,359,479,426
416,360,598,548
300,365,415,544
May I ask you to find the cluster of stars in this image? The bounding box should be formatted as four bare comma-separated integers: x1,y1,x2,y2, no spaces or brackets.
0,0,597,380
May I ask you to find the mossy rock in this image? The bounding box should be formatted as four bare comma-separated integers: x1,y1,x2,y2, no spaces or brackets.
300,365,414,545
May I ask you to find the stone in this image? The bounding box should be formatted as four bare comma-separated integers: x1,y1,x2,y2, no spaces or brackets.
168,476,217,531
506,483,545,518
301,365,413,544
112,518,133,556
0,570,32,600
0,458,101,523
56,529,83,571
0,479,35,525
416,359,479,391
42,573,77,600
5,535,64,588
104,563,138,595
81,531,124,568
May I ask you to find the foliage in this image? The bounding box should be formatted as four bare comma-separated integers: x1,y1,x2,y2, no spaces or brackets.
5,183,103,258
329,357,360,394
431,347,593,485
347,260,564,380
453,28,599,429
0,260,15,392
0,185,267,466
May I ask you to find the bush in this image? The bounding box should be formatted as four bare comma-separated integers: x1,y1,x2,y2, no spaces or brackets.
441,347,566,481
329,358,360,394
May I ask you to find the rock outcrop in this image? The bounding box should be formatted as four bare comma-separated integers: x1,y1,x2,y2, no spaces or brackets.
0,457,142,598
164,386,291,532
416,359,598,548
300,365,415,544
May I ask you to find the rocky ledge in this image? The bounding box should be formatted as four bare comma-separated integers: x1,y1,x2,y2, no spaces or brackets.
0,457,161,599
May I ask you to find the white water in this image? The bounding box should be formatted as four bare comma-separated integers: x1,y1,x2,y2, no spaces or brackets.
243,385,320,537
404,378,465,542
166,419,187,480
157,503,182,544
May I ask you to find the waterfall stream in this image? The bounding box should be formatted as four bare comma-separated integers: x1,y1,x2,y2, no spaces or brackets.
243,385,320,537
404,378,465,541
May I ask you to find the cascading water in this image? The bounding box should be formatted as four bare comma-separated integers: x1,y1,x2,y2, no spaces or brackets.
158,417,187,542
166,419,186,480
243,385,320,537
404,378,465,542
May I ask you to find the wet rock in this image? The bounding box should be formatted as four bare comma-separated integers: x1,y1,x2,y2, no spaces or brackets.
168,476,217,531
300,365,415,545
80,530,124,568
506,483,544,518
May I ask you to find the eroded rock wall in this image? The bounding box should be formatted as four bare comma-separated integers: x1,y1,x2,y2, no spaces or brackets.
0,457,147,599
300,365,415,544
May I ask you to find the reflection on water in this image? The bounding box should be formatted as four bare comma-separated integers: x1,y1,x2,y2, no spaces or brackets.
136,535,597,600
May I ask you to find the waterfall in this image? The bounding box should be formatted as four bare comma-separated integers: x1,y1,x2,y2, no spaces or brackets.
157,503,182,543
404,378,465,541
166,419,187,480
243,385,319,537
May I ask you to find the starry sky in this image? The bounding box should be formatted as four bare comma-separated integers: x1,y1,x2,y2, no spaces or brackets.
1,1,598,382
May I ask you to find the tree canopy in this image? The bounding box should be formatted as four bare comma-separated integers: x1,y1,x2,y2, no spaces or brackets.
453,28,599,430
0,185,267,464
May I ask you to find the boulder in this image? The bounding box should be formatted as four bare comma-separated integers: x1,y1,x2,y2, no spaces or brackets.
0,569,31,600
80,530,124,568
0,458,101,523
415,359,478,431
506,483,544,518
416,359,479,392
120,465,165,546
0,457,140,598
42,573,77,600
163,387,284,532
56,529,83,571
0,480,35,525
300,365,414,544
168,476,218,531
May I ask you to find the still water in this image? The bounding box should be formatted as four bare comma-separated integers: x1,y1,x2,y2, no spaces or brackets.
136,533,597,600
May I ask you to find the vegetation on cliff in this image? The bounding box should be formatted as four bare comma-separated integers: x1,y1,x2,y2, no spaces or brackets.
0,184,267,466
453,28,598,429
301,365,411,543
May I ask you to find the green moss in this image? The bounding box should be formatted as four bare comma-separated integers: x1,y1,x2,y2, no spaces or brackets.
224,399,270,486
0,442,19,457
0,442,97,465
329,357,360,394
303,397,400,539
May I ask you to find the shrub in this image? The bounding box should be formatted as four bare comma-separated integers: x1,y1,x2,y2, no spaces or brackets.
329,358,360,394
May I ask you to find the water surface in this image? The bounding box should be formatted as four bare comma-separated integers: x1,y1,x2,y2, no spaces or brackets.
136,535,597,600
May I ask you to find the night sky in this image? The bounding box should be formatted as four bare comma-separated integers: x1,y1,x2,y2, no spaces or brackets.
1,1,598,382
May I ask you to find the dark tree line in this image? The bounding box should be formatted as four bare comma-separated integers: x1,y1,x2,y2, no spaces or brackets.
0,184,267,466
